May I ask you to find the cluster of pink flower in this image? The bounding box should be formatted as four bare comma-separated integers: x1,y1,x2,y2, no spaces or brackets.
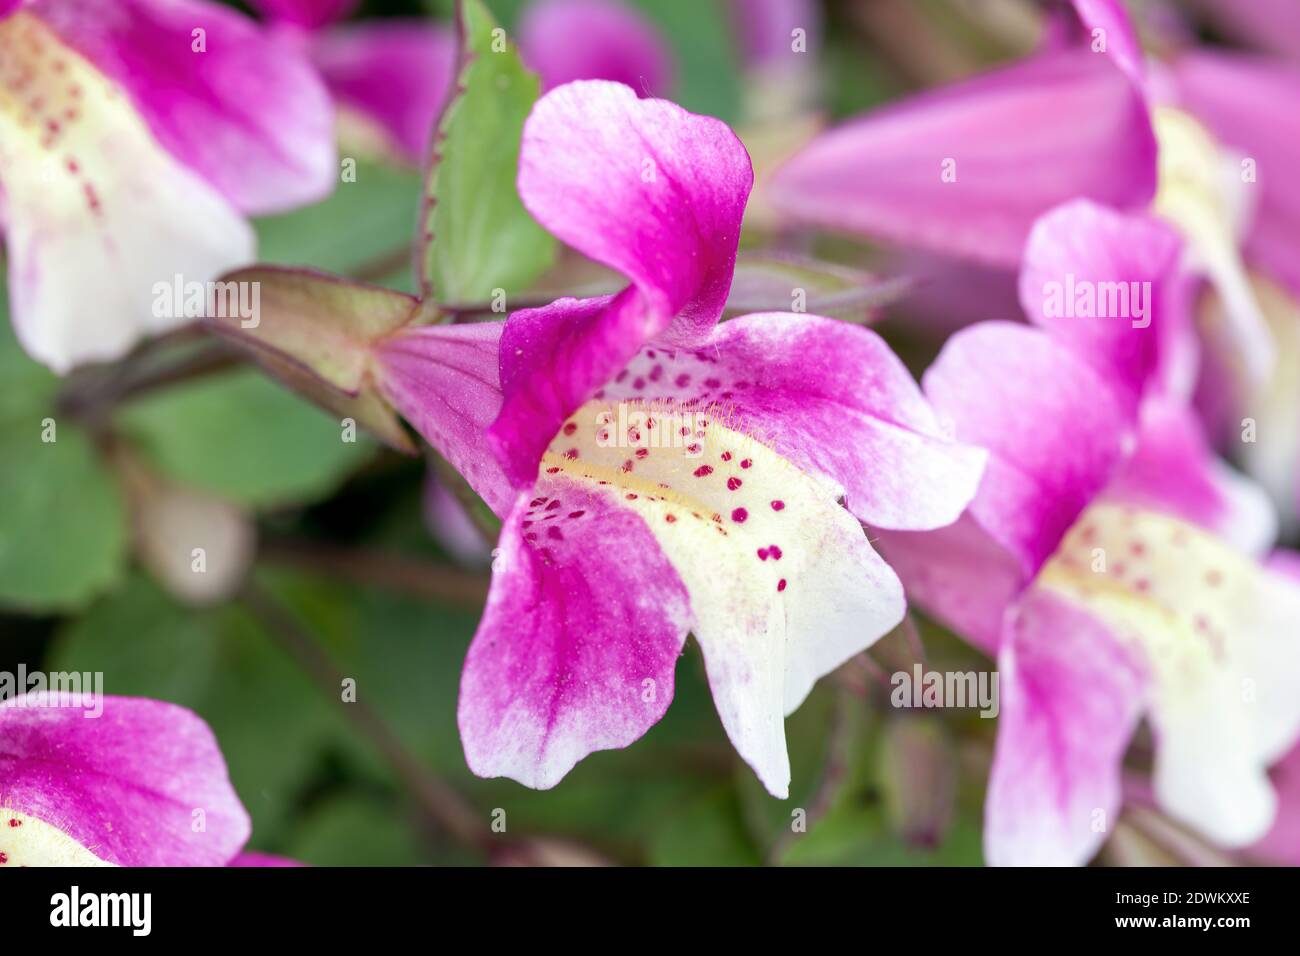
3,0,1299,867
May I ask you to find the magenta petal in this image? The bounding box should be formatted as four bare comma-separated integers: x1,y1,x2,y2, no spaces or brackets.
875,514,1024,656
247,0,357,30
1174,52,1300,297
1103,396,1277,556
372,321,513,517
1192,0,1300,61
517,81,751,340
768,51,1156,266
30,0,336,215
1251,740,1300,866
0,694,250,867
984,589,1147,866
922,322,1132,577
1018,199,1181,408
311,20,456,164
595,311,987,531
458,479,691,789
490,290,654,488
1069,0,1144,84
519,0,672,96
491,82,752,488
726,0,821,68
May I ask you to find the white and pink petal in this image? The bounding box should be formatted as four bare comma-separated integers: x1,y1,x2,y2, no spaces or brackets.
0,694,250,867
0,10,254,371
29,0,336,215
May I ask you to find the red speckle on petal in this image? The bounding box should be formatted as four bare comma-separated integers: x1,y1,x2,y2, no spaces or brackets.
0,852,7,864
622,459,634,473
777,579,787,592
545,500,561,511
727,477,742,491
564,448,579,460
626,493,639,501
721,452,732,462
635,448,649,459
731,508,748,523
675,373,691,387
757,548,769,560
7,819,20,828
740,459,752,469
771,500,785,511
562,422,577,435
693,465,713,479
568,511,585,519
665,514,677,523
769,545,783,560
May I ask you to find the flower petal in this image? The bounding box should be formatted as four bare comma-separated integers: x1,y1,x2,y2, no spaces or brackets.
372,320,512,517
492,82,752,487
310,20,456,164
1018,199,1181,408
921,321,1132,577
984,588,1147,866
0,693,250,867
31,0,336,214
531,385,906,795
726,0,821,69
768,50,1156,266
1175,52,1300,298
875,514,1023,656
0,11,254,371
458,478,692,790
1069,0,1144,84
519,0,672,96
247,0,357,30
517,81,750,337
1103,396,1277,556
1040,505,1300,847
594,311,987,531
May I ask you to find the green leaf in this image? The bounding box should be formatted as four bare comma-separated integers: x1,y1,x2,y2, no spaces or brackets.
255,159,423,290
282,792,437,867
0,297,127,612
115,368,375,509
0,417,127,612
419,0,556,304
648,788,762,866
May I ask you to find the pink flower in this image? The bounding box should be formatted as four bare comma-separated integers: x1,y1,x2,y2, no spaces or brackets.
367,81,987,797
518,0,672,97
248,0,456,165
879,199,1300,864
0,693,251,866
766,45,1157,267
0,0,336,371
